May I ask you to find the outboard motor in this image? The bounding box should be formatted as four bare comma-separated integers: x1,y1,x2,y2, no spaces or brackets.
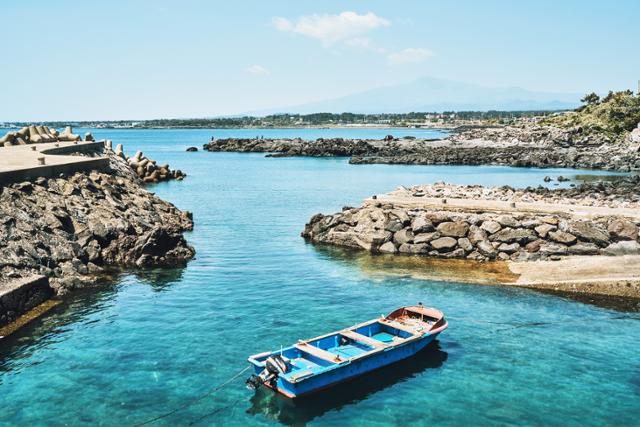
246,355,288,390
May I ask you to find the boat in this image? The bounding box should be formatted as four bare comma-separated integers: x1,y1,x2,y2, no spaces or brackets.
246,304,447,398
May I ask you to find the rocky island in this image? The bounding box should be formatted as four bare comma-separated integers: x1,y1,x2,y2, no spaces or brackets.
0,127,194,329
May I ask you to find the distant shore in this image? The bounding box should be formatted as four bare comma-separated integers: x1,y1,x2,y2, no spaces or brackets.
202,125,640,172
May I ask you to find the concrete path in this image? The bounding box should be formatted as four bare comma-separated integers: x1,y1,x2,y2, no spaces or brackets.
367,194,640,220
509,255,640,298
0,141,109,183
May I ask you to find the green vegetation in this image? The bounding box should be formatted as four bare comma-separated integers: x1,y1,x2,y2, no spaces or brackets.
544,90,640,140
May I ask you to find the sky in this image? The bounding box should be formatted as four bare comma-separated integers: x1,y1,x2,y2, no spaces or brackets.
1,0,639,121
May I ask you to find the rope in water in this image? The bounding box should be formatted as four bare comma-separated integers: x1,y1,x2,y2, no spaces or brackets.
132,365,251,427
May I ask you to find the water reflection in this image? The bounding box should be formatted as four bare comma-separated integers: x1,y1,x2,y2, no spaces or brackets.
314,245,518,285
128,267,187,291
0,265,186,364
0,284,118,368
247,341,448,426
312,245,640,313
574,173,632,183
535,289,640,312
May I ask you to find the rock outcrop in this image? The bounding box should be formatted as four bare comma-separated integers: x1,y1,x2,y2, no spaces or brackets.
202,129,640,172
0,152,195,297
301,184,640,263
203,137,378,157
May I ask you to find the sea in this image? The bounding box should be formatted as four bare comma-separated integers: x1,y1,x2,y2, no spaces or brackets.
0,128,638,426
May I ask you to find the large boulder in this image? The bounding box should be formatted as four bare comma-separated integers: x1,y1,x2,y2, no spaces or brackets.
568,243,600,255
498,242,520,253
398,243,430,254
539,243,568,255
603,241,640,255
411,214,434,233
480,220,502,234
430,237,458,251
436,221,469,237
477,240,497,258
457,237,473,252
468,226,487,244
378,241,397,254
534,223,556,238
496,215,519,228
414,231,440,244
491,228,536,244
393,229,414,245
607,219,638,241
548,230,577,245
567,221,610,246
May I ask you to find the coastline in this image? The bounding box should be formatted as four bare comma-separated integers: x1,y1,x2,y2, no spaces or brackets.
203,127,640,172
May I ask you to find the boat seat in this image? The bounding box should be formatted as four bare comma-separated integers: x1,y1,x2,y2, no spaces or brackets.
380,319,420,336
294,343,341,363
341,330,388,349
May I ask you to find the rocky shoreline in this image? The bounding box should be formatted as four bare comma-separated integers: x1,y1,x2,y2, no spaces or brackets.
302,195,639,262
202,123,640,171
0,144,194,327
301,182,640,297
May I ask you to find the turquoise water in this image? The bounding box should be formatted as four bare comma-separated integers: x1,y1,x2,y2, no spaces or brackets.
0,129,638,426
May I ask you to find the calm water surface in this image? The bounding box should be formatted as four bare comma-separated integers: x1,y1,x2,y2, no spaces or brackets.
0,129,638,426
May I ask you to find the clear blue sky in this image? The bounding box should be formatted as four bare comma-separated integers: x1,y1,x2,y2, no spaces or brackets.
2,0,639,120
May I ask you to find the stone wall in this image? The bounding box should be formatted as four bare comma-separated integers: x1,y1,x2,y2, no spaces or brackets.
302,204,640,262
0,275,53,327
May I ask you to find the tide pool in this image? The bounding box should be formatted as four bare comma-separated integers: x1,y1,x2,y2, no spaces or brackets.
0,129,637,426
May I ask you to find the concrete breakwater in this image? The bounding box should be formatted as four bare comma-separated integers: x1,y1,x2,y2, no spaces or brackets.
302,183,640,297
0,152,194,295
0,125,81,146
111,144,187,183
0,138,194,328
202,130,640,171
0,127,187,185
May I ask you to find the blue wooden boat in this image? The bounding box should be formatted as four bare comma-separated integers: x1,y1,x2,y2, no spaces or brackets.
246,304,447,398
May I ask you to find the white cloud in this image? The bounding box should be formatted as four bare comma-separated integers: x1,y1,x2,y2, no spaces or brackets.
343,37,386,53
246,65,269,75
273,11,389,46
387,48,434,64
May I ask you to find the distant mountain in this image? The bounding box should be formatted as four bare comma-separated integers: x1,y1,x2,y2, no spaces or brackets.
255,77,581,115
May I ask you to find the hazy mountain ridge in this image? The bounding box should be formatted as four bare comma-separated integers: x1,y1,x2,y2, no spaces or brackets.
255,77,581,115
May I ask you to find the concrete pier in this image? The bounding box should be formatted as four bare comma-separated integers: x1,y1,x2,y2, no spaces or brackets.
0,140,109,184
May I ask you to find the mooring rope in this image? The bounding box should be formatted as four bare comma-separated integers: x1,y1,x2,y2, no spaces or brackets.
132,366,251,427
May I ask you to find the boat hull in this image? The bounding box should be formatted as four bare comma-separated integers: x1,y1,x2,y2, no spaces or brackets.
266,331,441,398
